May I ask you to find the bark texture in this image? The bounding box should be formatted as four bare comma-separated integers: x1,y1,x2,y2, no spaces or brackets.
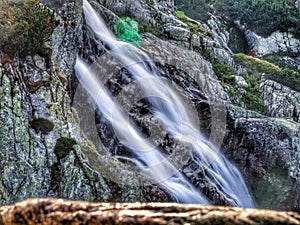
0,198,299,225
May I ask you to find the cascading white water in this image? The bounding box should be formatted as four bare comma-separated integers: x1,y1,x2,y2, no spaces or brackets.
76,0,255,207
75,58,209,204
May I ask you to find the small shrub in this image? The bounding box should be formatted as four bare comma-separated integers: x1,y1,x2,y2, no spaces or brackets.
175,11,189,23
241,91,264,113
212,62,237,83
139,22,164,38
0,0,59,58
263,52,300,71
114,17,142,46
212,61,264,113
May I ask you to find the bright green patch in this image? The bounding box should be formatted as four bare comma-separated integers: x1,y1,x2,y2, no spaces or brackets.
233,53,281,74
175,11,189,23
114,17,142,46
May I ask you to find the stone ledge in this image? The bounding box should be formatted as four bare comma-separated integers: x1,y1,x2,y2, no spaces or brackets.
0,198,299,224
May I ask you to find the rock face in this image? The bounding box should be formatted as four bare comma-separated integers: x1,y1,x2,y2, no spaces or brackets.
100,0,189,39
0,0,112,204
260,80,300,122
100,0,234,65
206,14,234,65
1,199,300,225
1,0,300,214
224,106,300,211
238,24,300,56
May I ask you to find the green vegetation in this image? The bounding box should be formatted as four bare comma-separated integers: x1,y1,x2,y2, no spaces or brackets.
114,17,142,45
263,52,300,71
175,11,213,37
175,10,211,36
146,0,155,8
215,0,300,38
174,0,211,22
139,21,164,38
240,71,264,113
212,61,264,113
233,53,281,74
0,0,59,58
233,53,300,92
175,0,300,38
212,63,236,85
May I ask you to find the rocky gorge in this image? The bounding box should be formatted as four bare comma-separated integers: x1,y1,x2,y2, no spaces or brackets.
0,0,299,221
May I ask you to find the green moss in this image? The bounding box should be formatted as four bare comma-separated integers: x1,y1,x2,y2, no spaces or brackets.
175,11,214,38
30,118,55,134
146,0,155,8
54,137,77,160
234,53,300,92
139,22,165,38
175,11,189,23
233,53,281,74
114,17,142,46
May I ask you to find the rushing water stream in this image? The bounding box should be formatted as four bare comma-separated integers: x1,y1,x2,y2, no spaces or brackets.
75,0,255,207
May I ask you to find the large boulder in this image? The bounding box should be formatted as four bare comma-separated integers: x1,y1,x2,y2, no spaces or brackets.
224,106,300,211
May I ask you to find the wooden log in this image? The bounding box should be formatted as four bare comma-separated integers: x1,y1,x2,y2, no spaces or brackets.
0,198,299,225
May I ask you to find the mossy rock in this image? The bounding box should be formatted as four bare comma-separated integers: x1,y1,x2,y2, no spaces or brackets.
233,53,300,92
30,118,55,134
175,10,213,38
54,137,77,160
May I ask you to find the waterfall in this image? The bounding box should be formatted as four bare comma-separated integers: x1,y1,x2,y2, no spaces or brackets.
75,0,255,207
